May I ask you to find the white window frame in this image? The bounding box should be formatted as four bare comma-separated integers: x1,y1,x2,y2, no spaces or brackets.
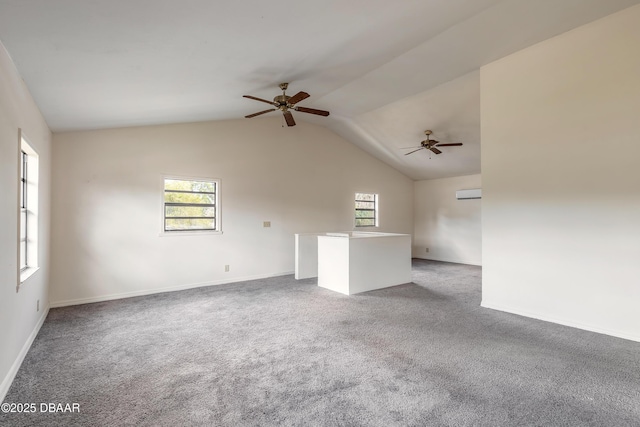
354,192,379,228
19,129,40,286
160,175,222,236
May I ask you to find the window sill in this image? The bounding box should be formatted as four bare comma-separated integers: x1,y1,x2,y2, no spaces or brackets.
159,230,223,237
20,266,40,285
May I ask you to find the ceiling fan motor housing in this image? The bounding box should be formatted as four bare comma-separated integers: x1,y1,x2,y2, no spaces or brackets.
273,95,291,110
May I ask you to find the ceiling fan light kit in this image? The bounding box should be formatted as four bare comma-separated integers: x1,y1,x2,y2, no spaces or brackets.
243,83,330,127
403,130,463,157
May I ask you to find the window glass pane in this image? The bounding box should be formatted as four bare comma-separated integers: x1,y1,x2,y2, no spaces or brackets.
164,191,215,204
355,210,375,218
20,210,27,239
20,152,26,207
164,179,215,193
163,178,218,232
355,218,376,227
355,193,375,201
19,140,38,272
165,218,215,231
165,206,215,218
355,201,375,209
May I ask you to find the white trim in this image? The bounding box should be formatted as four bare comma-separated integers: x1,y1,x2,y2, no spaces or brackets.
19,266,40,284
481,300,640,343
0,304,49,403
412,255,481,266
50,271,295,308
159,230,223,237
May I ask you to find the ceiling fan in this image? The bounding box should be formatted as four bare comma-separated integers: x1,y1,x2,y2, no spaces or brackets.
243,83,330,127
403,130,463,156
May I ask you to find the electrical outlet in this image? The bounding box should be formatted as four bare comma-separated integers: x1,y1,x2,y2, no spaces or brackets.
263,221,271,228
425,248,430,253
224,265,230,272
37,299,40,312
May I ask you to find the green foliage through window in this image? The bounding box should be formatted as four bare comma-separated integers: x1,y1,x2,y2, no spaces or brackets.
355,192,377,227
164,178,218,231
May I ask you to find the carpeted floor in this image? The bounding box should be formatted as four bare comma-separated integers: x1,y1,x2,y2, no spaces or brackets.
2,259,639,426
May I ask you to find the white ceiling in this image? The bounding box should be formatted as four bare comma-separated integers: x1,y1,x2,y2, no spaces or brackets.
1,0,638,180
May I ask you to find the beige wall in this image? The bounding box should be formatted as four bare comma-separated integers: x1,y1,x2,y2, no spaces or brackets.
413,174,481,265
50,118,414,305
0,42,52,399
481,5,640,341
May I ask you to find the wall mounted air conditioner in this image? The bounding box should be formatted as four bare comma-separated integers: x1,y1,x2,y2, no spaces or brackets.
456,188,482,200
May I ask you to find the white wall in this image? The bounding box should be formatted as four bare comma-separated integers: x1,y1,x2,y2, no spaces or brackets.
50,118,413,305
0,42,52,399
413,174,481,265
481,5,640,341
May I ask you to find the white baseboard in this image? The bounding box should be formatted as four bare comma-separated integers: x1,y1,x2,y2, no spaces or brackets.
50,271,295,308
481,300,640,343
0,304,50,403
412,255,481,267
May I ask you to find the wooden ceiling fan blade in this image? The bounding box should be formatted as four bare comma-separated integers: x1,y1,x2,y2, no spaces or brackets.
435,143,463,147
245,109,276,118
399,146,422,149
287,91,310,105
243,95,277,106
430,147,442,155
283,111,296,127
295,106,330,117
404,148,425,155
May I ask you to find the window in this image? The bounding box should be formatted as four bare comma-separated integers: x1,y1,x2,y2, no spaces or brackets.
19,131,39,284
20,150,28,270
163,177,219,233
355,192,378,227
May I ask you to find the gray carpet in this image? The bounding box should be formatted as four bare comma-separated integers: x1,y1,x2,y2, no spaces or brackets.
2,259,639,426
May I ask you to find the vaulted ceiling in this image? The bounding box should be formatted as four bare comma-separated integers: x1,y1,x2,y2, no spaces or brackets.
1,0,638,180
